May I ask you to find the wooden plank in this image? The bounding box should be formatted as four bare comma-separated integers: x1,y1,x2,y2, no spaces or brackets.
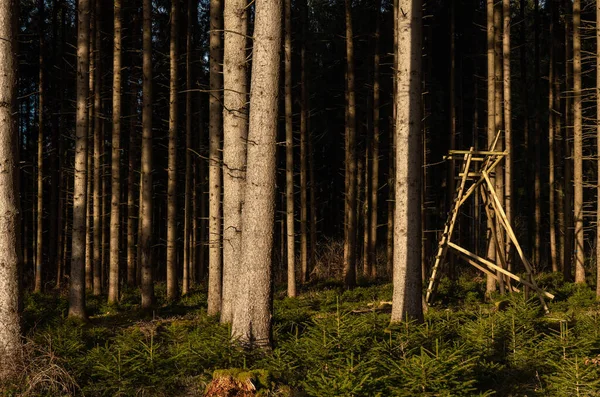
457,155,505,208
447,242,555,300
480,173,550,311
480,189,506,294
448,149,507,156
426,149,474,303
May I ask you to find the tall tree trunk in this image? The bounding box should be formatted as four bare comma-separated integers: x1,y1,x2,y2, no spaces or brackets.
391,0,423,323
140,0,155,308
92,0,102,296
221,0,248,322
0,0,22,379
503,0,512,270
183,0,193,295
549,0,558,273
448,0,456,281
368,0,381,278
361,145,369,276
166,0,179,301
284,0,296,297
109,0,122,304
534,0,542,269
85,0,95,292
343,0,357,288
300,0,309,283
494,0,505,294
127,90,137,286
387,0,398,278
486,0,496,295
69,0,90,319
573,0,585,283
207,0,223,316
55,1,66,288
520,0,532,268
554,4,564,274
35,0,44,293
564,0,573,280
309,119,317,278
597,0,600,296
231,0,281,347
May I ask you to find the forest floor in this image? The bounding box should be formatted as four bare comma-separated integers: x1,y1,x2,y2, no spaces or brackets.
6,272,600,396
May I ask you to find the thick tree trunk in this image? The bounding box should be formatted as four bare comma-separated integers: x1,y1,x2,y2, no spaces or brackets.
343,0,357,288
221,0,248,322
391,0,423,323
35,0,44,293
69,0,90,319
231,0,281,347
284,0,296,297
0,0,22,379
573,0,585,283
109,0,122,304
207,0,223,316
140,0,155,308
166,0,179,302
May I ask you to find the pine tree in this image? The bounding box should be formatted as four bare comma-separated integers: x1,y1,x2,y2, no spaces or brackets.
232,0,281,347
0,0,22,379
391,0,423,323
69,0,90,319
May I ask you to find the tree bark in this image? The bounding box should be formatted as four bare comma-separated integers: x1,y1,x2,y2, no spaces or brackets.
387,0,398,278
69,0,90,319
503,0,512,271
368,0,380,280
549,0,558,273
92,0,102,296
534,0,542,269
564,0,573,280
166,0,179,302
597,0,600,295
573,0,585,283
391,0,423,323
0,0,22,379
35,0,44,293
343,0,357,288
284,0,296,297
231,0,281,348
300,0,309,283
207,0,223,316
109,0,122,304
221,0,248,322
140,0,155,308
486,0,496,295
183,0,193,295
494,0,505,294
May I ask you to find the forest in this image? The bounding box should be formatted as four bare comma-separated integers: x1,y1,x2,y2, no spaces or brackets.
2,0,600,395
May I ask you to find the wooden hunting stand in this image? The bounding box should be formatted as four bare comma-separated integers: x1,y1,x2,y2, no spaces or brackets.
425,133,554,312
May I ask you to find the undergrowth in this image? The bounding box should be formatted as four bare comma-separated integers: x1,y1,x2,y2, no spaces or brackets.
4,276,600,396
